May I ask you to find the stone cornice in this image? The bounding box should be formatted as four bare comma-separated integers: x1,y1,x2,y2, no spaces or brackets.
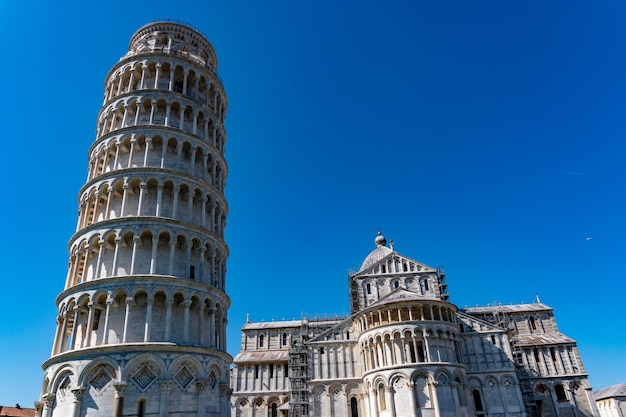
42,343,232,369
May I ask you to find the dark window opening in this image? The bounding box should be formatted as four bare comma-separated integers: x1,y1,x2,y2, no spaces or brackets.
417,342,426,362
530,316,537,330
366,284,371,295
269,364,274,378
254,365,259,379
190,265,195,279
346,331,350,340
350,397,359,417
381,265,386,273
259,334,264,348
490,335,496,344
284,364,288,377
550,348,557,362
174,82,183,93
472,389,484,412
93,309,102,330
138,399,146,417
282,333,287,346
555,384,567,402
394,281,399,289
270,403,277,417
424,280,429,291
320,347,325,354
409,342,417,363
536,400,544,415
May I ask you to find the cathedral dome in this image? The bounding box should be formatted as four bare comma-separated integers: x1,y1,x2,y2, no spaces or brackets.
359,232,393,271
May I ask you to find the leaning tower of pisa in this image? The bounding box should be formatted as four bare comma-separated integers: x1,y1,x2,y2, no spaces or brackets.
37,21,231,417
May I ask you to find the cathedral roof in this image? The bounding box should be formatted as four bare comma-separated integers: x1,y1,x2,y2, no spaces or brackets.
233,350,289,363
513,333,575,346
356,232,437,276
462,302,553,314
359,232,393,271
242,320,302,329
594,383,626,400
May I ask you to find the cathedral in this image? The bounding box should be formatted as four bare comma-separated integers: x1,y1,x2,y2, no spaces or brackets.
231,233,600,417
35,21,600,417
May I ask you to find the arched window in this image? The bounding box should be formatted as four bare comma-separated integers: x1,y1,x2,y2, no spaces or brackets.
138,399,146,417
350,397,359,417
378,383,387,410
366,283,371,294
393,281,399,289
555,384,567,402
472,389,485,415
259,334,264,348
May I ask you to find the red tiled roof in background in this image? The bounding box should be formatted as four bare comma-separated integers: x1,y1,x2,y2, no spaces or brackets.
0,405,36,417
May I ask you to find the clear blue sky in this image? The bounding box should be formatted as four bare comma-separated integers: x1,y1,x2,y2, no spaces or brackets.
1,0,625,407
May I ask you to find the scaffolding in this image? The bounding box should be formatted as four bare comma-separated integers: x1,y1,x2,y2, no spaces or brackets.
288,324,309,417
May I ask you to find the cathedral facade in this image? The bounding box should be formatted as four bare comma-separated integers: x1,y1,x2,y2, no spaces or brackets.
230,233,600,417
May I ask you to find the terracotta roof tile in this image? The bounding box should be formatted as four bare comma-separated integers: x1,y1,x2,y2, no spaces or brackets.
0,406,36,417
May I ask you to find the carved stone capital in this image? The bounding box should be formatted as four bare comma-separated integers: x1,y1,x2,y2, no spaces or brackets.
71,386,86,402
113,382,127,398
196,380,208,392
42,393,55,408
161,381,173,393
